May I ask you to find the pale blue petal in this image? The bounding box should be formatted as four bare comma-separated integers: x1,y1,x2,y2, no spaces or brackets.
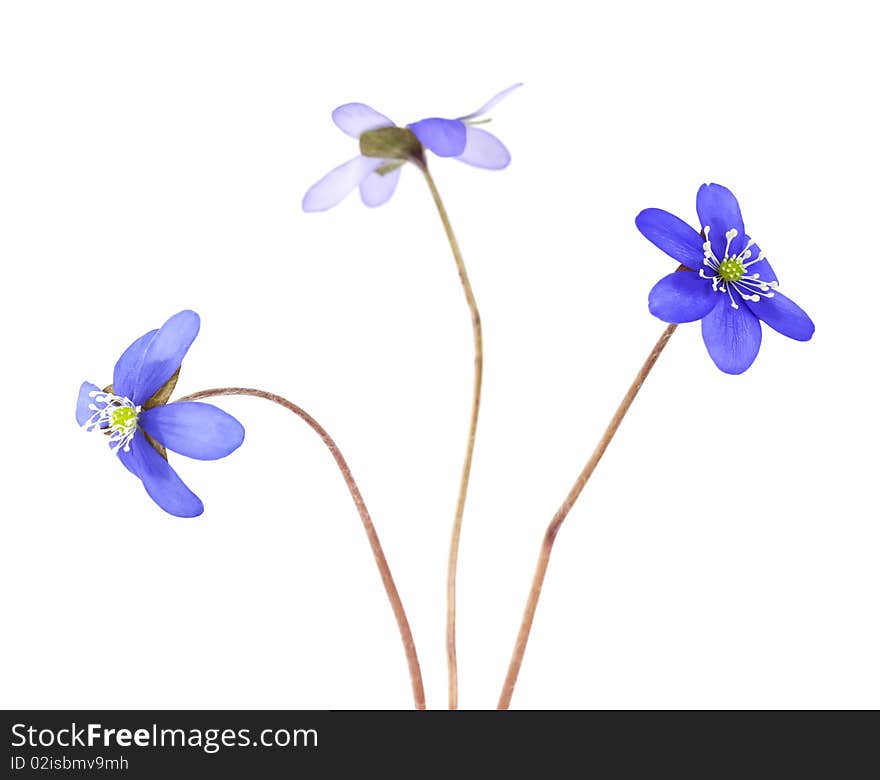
457,83,523,120
455,126,510,169
332,103,394,138
302,156,383,212
359,164,402,207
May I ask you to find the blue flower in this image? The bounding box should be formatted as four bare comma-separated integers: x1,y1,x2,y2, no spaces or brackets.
635,184,814,374
76,310,245,517
302,84,521,212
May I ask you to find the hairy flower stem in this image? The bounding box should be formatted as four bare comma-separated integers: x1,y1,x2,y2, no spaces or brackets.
497,323,678,710
177,387,426,710
419,164,482,710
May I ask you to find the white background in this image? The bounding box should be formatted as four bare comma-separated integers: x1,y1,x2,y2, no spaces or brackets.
1,0,877,710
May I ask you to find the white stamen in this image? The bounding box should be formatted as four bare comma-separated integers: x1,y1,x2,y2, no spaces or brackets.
724,228,738,259
733,275,778,300
727,289,739,309
700,225,783,307
743,249,766,268
82,390,141,453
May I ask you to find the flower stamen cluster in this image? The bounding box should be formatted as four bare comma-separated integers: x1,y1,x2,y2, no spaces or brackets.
699,226,779,309
81,390,140,453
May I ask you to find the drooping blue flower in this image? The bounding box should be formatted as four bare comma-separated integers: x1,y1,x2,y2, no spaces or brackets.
635,184,814,374
302,84,521,212
76,310,245,517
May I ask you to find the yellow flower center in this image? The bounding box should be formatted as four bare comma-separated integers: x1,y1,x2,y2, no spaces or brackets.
718,257,746,283
81,391,140,453
109,405,138,435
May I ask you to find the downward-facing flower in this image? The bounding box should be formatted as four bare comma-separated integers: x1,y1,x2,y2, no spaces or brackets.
76,310,245,517
302,84,521,212
635,184,814,374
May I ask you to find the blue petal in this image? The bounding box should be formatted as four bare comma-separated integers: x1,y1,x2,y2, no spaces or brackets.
113,329,158,401
696,183,746,260
457,83,523,120
635,209,705,270
359,163,402,207
332,103,394,138
302,155,383,212
115,439,140,475
701,296,763,374
648,271,718,323
140,402,245,461
407,118,467,157
76,381,103,426
124,431,204,517
128,311,200,407
455,126,511,170
744,291,814,341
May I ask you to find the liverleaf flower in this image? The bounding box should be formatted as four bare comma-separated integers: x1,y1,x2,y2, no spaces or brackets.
302,84,521,212
76,310,245,517
635,183,814,374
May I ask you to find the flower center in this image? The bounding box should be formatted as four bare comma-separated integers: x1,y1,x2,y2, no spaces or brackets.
109,405,138,433
718,257,746,283
699,226,778,309
82,390,140,453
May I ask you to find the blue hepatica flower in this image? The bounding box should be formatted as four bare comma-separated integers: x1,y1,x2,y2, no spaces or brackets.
302,84,521,212
636,184,814,374
76,310,245,517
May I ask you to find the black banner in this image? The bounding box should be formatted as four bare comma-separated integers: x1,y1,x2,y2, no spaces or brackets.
2,710,876,776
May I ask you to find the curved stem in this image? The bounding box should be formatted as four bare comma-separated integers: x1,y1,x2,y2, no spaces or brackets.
497,323,677,709
420,165,482,710
177,386,426,710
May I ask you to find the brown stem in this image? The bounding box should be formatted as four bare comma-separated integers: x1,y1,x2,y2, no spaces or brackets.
177,386,426,710
497,323,678,709
420,165,482,710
